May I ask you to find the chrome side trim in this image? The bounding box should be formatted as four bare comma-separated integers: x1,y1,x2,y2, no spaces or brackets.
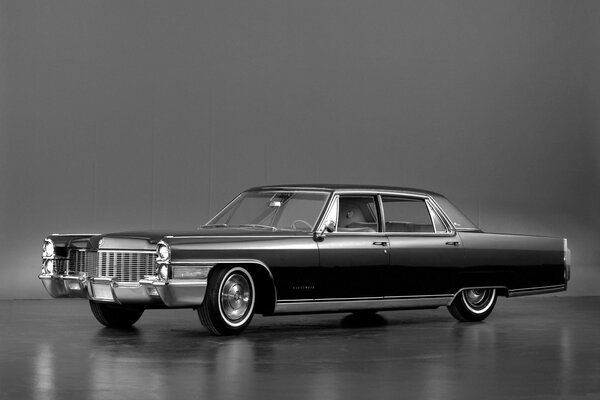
97,249,156,254
50,233,101,236
381,232,456,237
273,295,452,314
508,285,567,297
168,261,216,266
164,235,311,239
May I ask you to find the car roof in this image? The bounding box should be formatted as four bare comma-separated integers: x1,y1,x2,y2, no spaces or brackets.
248,184,442,197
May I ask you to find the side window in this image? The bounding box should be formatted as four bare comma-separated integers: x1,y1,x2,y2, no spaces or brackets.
321,196,339,230
337,195,379,232
427,202,448,233
382,196,435,233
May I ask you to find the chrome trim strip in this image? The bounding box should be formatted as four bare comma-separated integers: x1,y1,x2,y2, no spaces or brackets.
326,232,389,236
50,233,101,236
165,235,311,239
333,190,429,196
168,261,215,266
382,232,456,237
277,294,453,303
160,280,208,286
97,249,156,254
274,296,452,314
508,285,566,297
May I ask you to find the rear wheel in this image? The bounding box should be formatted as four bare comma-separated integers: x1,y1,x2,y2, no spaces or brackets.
198,266,255,335
89,301,144,328
448,288,497,322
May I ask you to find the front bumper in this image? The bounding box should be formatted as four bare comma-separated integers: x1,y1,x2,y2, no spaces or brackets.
147,279,208,307
39,273,207,308
39,274,88,299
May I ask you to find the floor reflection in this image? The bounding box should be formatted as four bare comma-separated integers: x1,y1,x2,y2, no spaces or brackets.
1,298,599,399
34,343,55,400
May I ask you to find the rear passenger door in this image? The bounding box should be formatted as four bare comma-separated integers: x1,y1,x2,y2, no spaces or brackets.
382,195,463,296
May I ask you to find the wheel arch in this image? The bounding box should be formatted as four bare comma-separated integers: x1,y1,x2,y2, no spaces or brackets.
207,260,277,315
448,286,508,306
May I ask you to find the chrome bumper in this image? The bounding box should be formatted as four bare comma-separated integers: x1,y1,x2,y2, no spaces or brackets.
39,274,88,299
147,279,208,307
39,274,207,307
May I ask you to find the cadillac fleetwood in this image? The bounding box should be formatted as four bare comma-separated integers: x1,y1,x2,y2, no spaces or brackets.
39,185,571,335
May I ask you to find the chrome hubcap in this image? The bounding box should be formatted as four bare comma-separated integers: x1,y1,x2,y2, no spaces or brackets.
220,273,251,322
462,289,495,313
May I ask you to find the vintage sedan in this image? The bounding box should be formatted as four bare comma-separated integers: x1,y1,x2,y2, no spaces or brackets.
39,185,571,335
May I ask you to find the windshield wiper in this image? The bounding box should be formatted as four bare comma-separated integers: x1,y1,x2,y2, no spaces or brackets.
202,223,228,228
238,224,278,231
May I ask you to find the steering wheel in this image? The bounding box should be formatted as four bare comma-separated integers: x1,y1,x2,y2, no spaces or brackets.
291,220,312,230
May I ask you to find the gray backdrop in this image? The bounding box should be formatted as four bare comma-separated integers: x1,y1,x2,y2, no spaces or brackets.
1,1,598,299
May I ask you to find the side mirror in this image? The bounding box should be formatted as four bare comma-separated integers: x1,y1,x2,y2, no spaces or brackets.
324,220,336,233
313,220,336,242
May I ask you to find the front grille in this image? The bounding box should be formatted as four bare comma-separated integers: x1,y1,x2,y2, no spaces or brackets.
67,250,156,283
68,250,96,275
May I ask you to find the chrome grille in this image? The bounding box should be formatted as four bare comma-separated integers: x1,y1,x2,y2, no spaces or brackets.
97,252,156,282
68,250,96,275
67,250,155,282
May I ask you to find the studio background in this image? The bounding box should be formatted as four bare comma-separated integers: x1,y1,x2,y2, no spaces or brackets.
1,1,598,299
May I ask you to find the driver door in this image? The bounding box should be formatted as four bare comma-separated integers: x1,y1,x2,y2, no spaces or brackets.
316,194,389,299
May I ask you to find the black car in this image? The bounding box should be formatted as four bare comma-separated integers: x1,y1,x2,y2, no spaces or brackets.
40,184,571,335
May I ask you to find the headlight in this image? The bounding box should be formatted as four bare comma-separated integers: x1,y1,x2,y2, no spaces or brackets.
42,238,55,258
156,241,170,263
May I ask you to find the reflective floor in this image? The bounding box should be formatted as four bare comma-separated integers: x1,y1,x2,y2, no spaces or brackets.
0,297,599,400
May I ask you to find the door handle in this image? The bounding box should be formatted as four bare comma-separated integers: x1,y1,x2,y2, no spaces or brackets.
445,241,460,247
372,241,388,247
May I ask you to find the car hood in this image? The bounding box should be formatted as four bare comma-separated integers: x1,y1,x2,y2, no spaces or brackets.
80,228,310,251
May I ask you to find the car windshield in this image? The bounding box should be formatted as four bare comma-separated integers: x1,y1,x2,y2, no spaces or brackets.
206,191,330,231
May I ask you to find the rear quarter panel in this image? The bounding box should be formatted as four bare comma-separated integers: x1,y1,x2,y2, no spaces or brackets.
458,232,566,292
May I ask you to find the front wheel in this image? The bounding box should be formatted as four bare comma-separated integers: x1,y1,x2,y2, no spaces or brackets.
198,266,256,335
89,301,144,328
448,288,497,322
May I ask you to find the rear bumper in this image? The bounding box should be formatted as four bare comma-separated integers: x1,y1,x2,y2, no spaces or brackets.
39,274,207,307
